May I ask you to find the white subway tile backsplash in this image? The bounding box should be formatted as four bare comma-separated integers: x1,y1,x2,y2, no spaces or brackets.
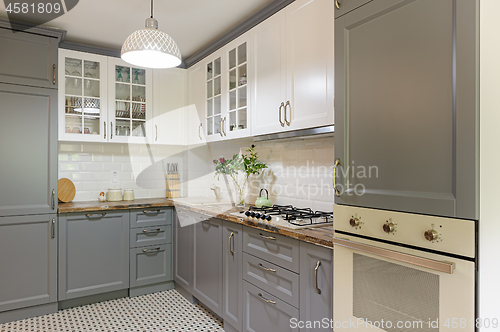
81,162,102,172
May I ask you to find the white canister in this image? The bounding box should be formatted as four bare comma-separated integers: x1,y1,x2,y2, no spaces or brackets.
123,189,135,201
106,188,123,202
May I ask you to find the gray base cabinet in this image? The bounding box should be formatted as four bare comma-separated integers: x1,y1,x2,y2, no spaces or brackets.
130,244,172,288
299,242,333,332
173,209,195,293
58,211,130,300
223,221,243,332
0,214,57,313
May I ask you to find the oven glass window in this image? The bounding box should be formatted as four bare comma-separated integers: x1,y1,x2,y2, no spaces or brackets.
353,254,439,331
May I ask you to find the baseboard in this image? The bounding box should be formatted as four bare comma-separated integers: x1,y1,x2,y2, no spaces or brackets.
0,302,58,324
174,282,196,303
58,289,129,310
223,321,240,332
129,281,175,297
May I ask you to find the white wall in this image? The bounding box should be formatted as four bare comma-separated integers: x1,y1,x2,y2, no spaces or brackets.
479,0,500,326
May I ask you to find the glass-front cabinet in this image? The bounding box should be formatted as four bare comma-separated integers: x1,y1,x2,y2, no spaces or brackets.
227,41,248,136
205,55,222,139
58,49,107,141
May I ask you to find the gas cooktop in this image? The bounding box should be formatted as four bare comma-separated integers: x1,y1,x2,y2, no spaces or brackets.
232,204,333,230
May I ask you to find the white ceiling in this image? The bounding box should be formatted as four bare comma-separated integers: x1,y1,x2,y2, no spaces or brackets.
0,0,274,60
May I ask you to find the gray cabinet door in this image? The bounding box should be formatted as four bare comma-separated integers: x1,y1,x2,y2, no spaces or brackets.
130,244,172,288
223,221,243,332
0,28,58,89
0,83,58,217
193,218,223,317
173,210,194,293
334,0,478,219
58,211,130,300
0,214,57,312
299,242,333,332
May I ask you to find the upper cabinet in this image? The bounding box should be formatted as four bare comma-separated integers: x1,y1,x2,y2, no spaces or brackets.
205,51,224,141
252,0,334,136
186,62,207,145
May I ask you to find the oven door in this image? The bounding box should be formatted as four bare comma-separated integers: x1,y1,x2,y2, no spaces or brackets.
333,237,475,332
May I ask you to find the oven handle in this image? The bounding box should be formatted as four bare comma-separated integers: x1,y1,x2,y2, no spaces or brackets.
333,237,455,274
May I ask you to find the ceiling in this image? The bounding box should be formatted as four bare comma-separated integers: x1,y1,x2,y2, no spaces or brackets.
0,0,274,60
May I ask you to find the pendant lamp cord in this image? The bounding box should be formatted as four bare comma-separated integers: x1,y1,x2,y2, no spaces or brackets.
151,0,154,18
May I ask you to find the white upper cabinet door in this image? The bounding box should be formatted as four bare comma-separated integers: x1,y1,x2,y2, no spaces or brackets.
251,10,288,136
107,57,153,144
204,50,227,142
186,63,207,145
285,0,334,131
152,68,187,145
58,49,108,142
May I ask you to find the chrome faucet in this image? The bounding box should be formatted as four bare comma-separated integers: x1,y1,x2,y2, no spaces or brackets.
210,184,221,201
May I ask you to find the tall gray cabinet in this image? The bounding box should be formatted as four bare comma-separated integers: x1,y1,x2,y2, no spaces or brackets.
0,26,61,322
334,0,478,219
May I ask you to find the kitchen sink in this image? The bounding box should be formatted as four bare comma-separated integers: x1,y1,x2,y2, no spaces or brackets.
172,197,233,206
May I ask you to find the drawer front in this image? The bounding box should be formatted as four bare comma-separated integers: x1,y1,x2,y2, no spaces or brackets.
243,227,300,273
130,208,172,228
243,253,299,308
130,225,172,248
130,244,172,287
243,281,299,332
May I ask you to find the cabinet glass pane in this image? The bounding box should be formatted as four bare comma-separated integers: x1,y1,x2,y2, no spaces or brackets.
132,85,146,102
116,119,130,136
116,101,130,118
207,81,213,98
116,83,130,100
207,117,213,135
132,68,146,85
83,98,100,116
214,115,221,134
84,79,100,98
214,58,221,76
229,90,236,110
229,111,236,131
65,96,82,114
116,66,130,83
65,115,82,133
214,96,221,115
132,103,146,119
229,69,237,90
238,108,247,130
207,62,213,80
83,117,100,135
65,58,82,76
207,100,213,117
229,49,236,69
65,77,82,96
132,121,146,137
238,43,247,65
214,77,221,96
238,86,247,108
84,60,99,79
238,64,247,87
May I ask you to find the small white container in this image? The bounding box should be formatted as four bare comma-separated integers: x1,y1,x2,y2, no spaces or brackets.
123,189,135,201
106,188,123,202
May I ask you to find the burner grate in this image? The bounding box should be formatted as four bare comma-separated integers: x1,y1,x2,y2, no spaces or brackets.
249,205,333,227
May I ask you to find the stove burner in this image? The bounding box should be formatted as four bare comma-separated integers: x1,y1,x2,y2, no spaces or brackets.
246,205,333,227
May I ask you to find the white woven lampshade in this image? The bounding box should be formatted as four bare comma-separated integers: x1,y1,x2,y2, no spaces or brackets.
121,18,181,69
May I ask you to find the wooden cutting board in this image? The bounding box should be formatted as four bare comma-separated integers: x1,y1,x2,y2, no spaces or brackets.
58,178,76,203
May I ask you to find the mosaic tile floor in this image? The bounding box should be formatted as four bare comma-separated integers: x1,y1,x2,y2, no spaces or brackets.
0,289,225,332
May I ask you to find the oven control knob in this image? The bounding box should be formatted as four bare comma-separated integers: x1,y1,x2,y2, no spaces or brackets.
383,222,395,234
424,229,439,242
349,217,360,227
245,211,251,217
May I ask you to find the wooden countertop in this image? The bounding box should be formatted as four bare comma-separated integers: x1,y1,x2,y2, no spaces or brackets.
58,198,333,249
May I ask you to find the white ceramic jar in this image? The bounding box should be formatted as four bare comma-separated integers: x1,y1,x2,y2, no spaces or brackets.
106,189,122,201
123,189,135,201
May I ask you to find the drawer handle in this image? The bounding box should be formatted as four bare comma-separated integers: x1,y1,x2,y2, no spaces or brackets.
142,228,161,234
258,263,276,273
228,232,234,256
51,218,55,239
259,233,276,240
142,247,161,253
51,189,55,210
335,0,340,10
257,293,276,304
85,212,106,218
314,260,322,294
142,209,160,214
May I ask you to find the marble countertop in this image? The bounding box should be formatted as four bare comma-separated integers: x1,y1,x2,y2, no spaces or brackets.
58,198,333,249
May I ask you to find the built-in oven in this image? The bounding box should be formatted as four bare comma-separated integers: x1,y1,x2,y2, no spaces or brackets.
333,205,476,332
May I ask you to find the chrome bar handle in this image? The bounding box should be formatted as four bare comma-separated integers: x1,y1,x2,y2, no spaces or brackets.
335,0,340,10
228,232,234,256
219,120,223,137
223,118,227,136
104,121,106,139
278,102,285,127
259,233,276,240
111,122,113,139
51,189,55,210
142,228,161,234
257,293,276,304
333,237,456,274
142,247,161,253
198,123,203,140
314,260,322,294
155,125,158,141
53,64,56,85
51,218,55,239
333,158,341,197
85,212,107,218
258,263,276,272
284,101,291,126
142,209,160,214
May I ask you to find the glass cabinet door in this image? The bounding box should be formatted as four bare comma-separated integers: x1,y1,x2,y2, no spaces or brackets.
63,57,103,138
227,42,248,133
206,57,222,137
114,65,147,139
